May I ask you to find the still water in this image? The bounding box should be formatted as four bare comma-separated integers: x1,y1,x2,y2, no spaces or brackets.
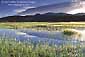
0,29,84,45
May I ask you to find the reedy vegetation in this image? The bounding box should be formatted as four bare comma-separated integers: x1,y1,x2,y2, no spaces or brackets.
0,38,84,57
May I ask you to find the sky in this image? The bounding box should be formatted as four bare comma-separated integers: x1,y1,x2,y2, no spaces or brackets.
0,0,73,18
67,0,85,14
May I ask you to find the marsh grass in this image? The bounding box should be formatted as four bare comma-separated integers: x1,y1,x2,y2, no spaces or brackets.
0,22,85,30
62,29,82,41
0,22,84,57
0,38,84,57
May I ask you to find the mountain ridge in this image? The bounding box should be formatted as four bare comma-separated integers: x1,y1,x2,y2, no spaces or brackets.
0,13,85,22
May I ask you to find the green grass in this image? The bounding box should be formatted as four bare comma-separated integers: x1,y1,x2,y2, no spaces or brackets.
63,29,81,36
0,38,83,57
62,29,82,40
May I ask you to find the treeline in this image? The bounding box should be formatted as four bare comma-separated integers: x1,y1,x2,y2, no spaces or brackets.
0,13,85,22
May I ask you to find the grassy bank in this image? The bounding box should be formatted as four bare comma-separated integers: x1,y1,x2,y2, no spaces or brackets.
0,22,85,30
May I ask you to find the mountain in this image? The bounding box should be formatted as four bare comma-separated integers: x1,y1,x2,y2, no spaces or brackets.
0,13,85,22
18,2,81,15
75,13,85,15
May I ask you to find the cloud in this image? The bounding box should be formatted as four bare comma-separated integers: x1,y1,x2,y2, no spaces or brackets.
67,1,85,14
29,1,36,4
15,7,35,13
14,0,85,15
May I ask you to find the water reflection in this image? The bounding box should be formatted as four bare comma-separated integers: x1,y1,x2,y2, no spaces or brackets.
0,29,84,45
